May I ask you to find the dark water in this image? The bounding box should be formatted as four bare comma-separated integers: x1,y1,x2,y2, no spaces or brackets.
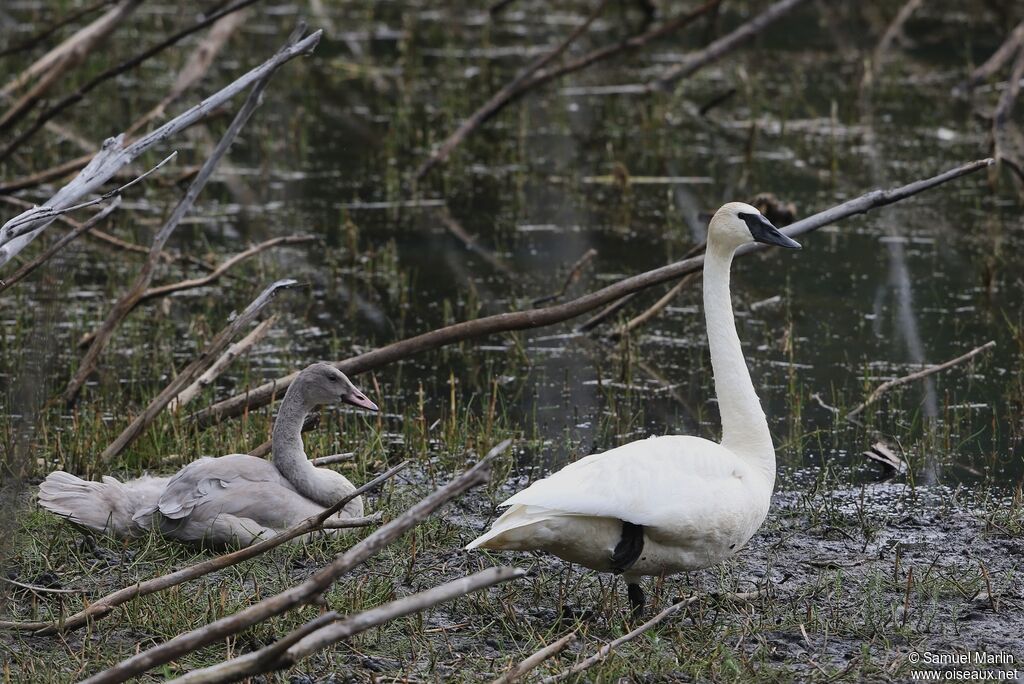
2,2,1022,488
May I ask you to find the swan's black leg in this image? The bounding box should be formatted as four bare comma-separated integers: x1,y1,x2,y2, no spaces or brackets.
610,520,644,573
627,582,646,617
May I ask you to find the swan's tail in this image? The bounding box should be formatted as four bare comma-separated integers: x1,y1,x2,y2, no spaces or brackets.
466,505,556,550
38,471,167,538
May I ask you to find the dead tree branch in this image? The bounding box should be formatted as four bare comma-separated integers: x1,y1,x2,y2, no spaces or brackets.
168,315,276,411
532,248,597,306
961,19,1024,91
82,441,509,684
0,0,115,59
0,198,121,294
62,35,303,406
491,631,577,684
98,279,298,461
846,340,996,419
0,0,264,162
170,566,526,683
192,159,992,427
1,461,409,636
648,0,809,92
0,28,322,267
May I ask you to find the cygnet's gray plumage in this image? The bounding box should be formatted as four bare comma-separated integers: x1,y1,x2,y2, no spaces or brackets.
38,362,379,548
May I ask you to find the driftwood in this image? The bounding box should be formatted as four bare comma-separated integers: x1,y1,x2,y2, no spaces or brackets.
491,631,577,684
0,28,322,267
648,0,809,92
415,0,725,180
846,340,996,419
77,235,315,348
168,315,276,411
170,566,526,683
82,440,510,684
1,461,408,636
541,591,759,683
415,0,611,179
192,159,992,428
0,0,263,162
62,36,301,406
0,198,121,294
99,279,298,461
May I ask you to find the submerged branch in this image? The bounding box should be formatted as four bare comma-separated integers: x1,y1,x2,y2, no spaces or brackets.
192,159,992,427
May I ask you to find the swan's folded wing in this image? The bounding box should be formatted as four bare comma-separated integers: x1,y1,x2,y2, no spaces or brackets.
153,454,283,521
500,435,748,529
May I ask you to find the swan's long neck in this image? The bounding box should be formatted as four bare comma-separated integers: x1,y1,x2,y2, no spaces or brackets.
272,384,351,506
703,240,775,484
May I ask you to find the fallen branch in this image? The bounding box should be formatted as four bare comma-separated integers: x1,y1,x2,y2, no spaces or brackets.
2,461,409,637
415,0,610,179
961,19,1024,92
0,198,121,294
168,315,277,411
648,0,810,92
82,441,509,684
0,0,263,162
192,159,993,427
63,38,296,406
171,566,525,683
491,631,577,684
0,28,322,267
77,235,314,348
416,0,722,179
845,340,996,419
541,591,759,683
98,279,298,461
532,249,597,306
609,271,699,339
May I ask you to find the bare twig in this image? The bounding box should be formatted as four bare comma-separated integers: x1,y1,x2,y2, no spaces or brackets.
310,452,355,467
961,19,1024,91
62,36,299,406
192,159,992,427
170,566,526,683
0,576,86,595
82,441,510,684
0,28,322,266
846,341,996,419
1,461,410,636
168,315,277,411
99,279,298,461
648,0,810,92
532,249,597,306
0,0,115,58
491,631,577,684
0,0,264,161
0,198,120,294
609,271,699,338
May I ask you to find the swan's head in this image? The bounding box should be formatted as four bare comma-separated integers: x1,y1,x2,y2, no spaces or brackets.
298,362,379,411
708,202,801,251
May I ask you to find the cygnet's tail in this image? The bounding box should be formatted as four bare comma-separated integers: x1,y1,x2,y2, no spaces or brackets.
38,471,167,538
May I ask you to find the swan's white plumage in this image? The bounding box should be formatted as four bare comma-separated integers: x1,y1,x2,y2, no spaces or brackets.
468,202,800,589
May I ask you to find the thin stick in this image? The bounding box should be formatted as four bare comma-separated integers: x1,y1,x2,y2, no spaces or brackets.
648,0,810,92
170,566,526,683
0,576,86,595
415,0,610,179
168,315,277,411
0,28,322,267
0,198,120,294
82,442,509,683
191,159,993,427
961,19,1024,91
62,43,290,406
0,0,264,162
2,461,410,636
310,452,355,467
543,591,759,683
610,271,699,338
99,280,298,461
0,0,115,58
532,249,597,306
491,631,577,684
846,341,996,419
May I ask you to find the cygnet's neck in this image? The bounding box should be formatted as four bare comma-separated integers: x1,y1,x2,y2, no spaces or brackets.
271,383,349,506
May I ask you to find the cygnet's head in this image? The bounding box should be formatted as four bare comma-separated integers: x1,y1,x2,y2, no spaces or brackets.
708,202,801,251
296,362,378,411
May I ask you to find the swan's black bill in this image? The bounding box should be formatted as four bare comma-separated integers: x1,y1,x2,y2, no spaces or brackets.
342,391,379,412
738,212,801,249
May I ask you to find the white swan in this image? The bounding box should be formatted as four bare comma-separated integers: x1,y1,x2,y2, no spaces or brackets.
467,202,801,614
38,362,378,547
